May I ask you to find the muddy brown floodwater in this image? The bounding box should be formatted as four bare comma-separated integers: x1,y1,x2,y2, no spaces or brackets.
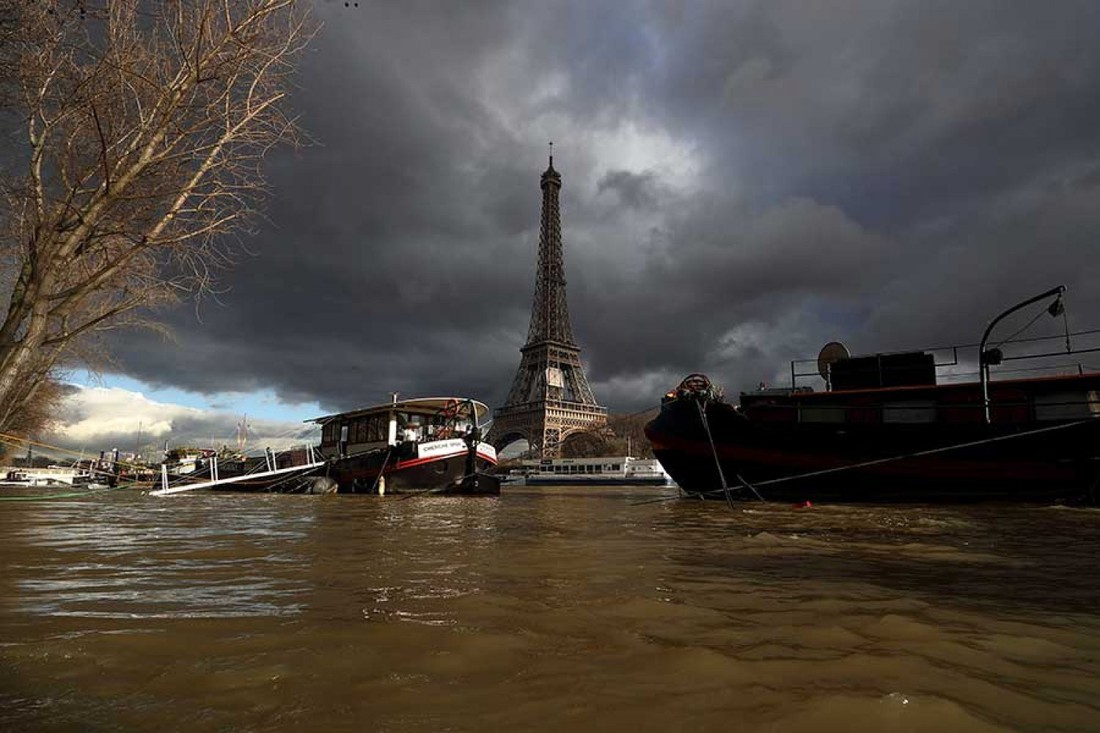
1,486,1099,732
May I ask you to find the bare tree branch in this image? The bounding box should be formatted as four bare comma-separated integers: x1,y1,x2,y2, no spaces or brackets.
0,0,317,433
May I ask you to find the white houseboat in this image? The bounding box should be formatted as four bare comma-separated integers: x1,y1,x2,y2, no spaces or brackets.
312,397,499,494
1,465,108,488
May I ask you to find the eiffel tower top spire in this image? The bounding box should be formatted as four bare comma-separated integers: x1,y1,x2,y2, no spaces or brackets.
526,145,575,346
544,141,557,177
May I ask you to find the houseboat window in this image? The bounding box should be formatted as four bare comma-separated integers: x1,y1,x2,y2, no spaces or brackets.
367,415,387,442
350,419,366,444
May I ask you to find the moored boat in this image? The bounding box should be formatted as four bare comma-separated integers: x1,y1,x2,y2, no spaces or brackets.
503,456,672,486
148,397,499,496
645,287,1100,504
312,397,499,495
2,459,116,489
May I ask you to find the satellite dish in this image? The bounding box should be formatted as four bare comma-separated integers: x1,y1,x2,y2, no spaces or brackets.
817,341,851,380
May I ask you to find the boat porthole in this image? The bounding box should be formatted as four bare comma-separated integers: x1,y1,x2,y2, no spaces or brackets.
434,460,448,474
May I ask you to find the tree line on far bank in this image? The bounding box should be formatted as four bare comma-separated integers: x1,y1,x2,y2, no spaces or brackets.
559,410,659,459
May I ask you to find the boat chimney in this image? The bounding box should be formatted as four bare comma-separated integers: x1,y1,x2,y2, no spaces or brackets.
388,392,399,446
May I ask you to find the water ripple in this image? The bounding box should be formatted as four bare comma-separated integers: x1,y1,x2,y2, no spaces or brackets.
1,489,1098,731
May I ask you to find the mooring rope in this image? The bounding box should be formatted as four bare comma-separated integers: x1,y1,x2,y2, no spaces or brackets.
753,418,1093,487
694,399,734,508
630,417,1095,506
369,447,393,495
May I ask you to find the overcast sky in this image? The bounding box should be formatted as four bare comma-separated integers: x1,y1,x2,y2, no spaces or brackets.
44,0,1100,455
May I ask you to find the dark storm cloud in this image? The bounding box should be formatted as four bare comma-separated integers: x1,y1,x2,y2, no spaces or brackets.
102,0,1100,417
597,170,663,209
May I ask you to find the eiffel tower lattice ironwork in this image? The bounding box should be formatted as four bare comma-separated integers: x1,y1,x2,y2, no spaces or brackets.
489,153,607,457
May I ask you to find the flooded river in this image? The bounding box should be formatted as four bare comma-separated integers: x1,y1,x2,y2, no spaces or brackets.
1,486,1099,731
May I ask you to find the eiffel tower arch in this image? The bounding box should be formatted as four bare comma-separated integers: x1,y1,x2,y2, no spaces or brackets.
488,153,607,458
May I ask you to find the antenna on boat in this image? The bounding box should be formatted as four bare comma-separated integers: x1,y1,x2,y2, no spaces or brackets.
236,414,249,453
817,341,851,391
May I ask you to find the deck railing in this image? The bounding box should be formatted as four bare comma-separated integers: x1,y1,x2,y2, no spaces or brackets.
788,329,1100,392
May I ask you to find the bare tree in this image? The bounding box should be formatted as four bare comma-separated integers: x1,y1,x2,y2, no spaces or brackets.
0,1,315,434
0,378,66,460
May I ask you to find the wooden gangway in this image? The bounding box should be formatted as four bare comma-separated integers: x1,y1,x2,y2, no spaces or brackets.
149,446,328,496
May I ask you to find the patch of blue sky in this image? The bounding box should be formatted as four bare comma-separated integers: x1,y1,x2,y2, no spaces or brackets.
70,372,324,423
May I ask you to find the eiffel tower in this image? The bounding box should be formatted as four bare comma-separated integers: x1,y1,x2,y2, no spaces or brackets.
489,152,607,457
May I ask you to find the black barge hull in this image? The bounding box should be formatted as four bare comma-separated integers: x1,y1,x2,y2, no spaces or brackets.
646,398,1100,504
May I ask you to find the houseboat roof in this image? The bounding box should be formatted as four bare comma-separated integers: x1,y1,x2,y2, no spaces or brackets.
307,397,491,424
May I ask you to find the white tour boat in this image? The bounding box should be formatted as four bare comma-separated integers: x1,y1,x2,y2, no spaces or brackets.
504,456,673,486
